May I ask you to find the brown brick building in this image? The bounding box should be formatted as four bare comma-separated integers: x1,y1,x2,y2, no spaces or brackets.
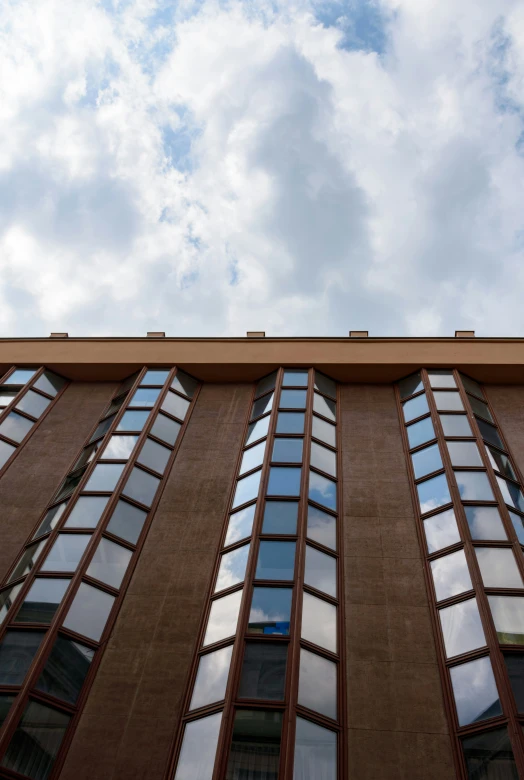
0,334,522,780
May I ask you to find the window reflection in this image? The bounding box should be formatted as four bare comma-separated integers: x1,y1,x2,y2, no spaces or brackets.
310,442,337,477
251,393,273,421
428,370,456,388
447,441,482,467
232,470,262,509
174,712,222,780
246,415,270,445
450,656,501,726
267,467,301,496
398,371,423,399
486,447,516,480
475,548,523,589
248,587,291,636
455,471,494,501
462,727,518,780
304,546,336,597
255,372,277,398
262,501,298,534
298,648,337,719
430,549,472,602
255,541,295,580
239,441,266,475
204,589,243,646
411,443,442,479
433,392,464,412
423,508,460,554
439,414,472,437
1,700,71,780
301,592,337,653
407,416,435,449
307,505,336,550
225,710,282,780
294,718,336,780
313,393,336,422
402,394,429,423
190,646,233,711
464,506,507,541
225,504,256,546
417,473,451,514
238,643,287,700
308,471,337,511
36,637,94,705
487,596,524,644
439,598,486,658
312,416,336,447
63,583,115,642
215,545,250,592
496,476,524,513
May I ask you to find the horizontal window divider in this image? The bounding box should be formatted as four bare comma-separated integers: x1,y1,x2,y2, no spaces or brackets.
252,578,294,587
308,411,336,426
304,537,340,557
258,533,299,542
101,530,137,552
187,699,226,718
307,499,338,518
9,408,37,424
236,696,285,707
483,587,524,596
27,387,54,401
242,633,290,644
131,461,163,479
414,468,446,485
243,437,267,453
420,501,455,519
1,575,28,590
209,583,244,602
295,703,339,729
56,626,99,650
145,433,174,451
461,500,500,507
442,436,477,443
237,465,263,481
301,585,338,608
484,442,509,456
81,574,120,598
400,388,427,403
277,406,306,413
197,639,236,658
219,538,252,554
273,433,304,440
97,458,129,464
444,647,490,668
427,543,465,561
451,466,487,473
455,714,508,737
471,540,515,549
405,412,437,427
80,490,113,497
156,408,184,426
0,434,21,449
118,494,151,513
0,686,22,695
27,687,77,716
408,438,439,454
310,437,337,453
308,465,338,483
299,638,339,663
434,588,477,610
270,460,303,467
312,388,337,402
249,411,271,425
465,389,486,402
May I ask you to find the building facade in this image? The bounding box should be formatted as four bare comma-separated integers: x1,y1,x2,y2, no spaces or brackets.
0,335,522,779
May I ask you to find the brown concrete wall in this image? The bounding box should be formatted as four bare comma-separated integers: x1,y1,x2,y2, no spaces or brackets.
341,384,455,780
0,381,117,581
58,381,252,780
486,385,524,476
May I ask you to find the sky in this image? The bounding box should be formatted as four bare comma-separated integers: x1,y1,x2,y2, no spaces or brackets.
1,0,524,337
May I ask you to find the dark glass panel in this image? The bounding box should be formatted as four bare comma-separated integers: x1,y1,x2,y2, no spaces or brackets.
248,587,292,635
276,412,305,434
204,590,243,646
280,389,307,409
215,544,250,592
428,369,456,388
402,393,429,423
304,545,336,597
171,370,199,399
174,712,222,780
283,369,308,386
0,631,44,685
0,439,16,468
84,463,125,492
162,390,190,420
104,394,126,418
33,371,66,397
301,592,337,652
36,636,94,705
477,418,504,449
41,534,91,573
455,471,494,501
16,390,51,418
272,438,303,463
486,446,516,480
0,695,15,729
88,413,116,443
423,508,460,553
298,648,336,719
476,548,523,588
439,598,486,658
1,700,71,780
294,718,336,780
469,395,494,423
137,437,171,474
238,643,287,700
225,710,282,780
0,583,24,625
233,470,262,509
0,411,33,443
62,583,115,641
439,414,472,437
122,467,160,508
150,412,181,445
72,441,101,471
406,416,435,449
5,369,36,385
255,541,295,580
87,538,132,589
314,372,336,399
267,467,301,496
251,393,273,421
450,656,501,726
190,645,232,710
255,372,277,398
14,578,70,624
307,505,336,549
398,371,423,399
464,506,506,541
8,540,47,582
447,441,482,467
430,549,472,602
462,728,517,780
505,655,524,712
460,374,485,399
262,501,298,535
128,387,161,408
64,496,109,529
313,393,336,422
55,470,85,502
116,410,150,432
246,414,270,445
240,441,266,476
106,500,147,545
411,443,442,479
308,471,337,511
33,502,68,539
225,504,256,546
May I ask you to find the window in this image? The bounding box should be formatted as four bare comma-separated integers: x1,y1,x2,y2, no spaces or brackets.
150,413,181,445
475,548,523,589
36,637,94,705
84,463,125,492
461,374,485,399
248,587,292,635
462,728,518,780
0,440,16,468
283,369,308,386
313,393,336,422
0,583,23,625
63,583,115,641
398,371,423,399
464,506,507,541
137,438,171,474
0,411,33,443
5,369,36,385
276,412,305,434
15,579,70,624
272,438,303,463
16,390,51,418
504,655,524,712
496,476,524,513
142,369,169,385
428,370,456,388
225,504,257,546
268,467,301,496
1,700,71,780
312,416,336,447
204,590,243,647
447,441,482,467
423,508,460,554
55,471,84,502
33,371,66,397
190,645,233,710
87,538,132,589
41,534,91,573
8,540,47,582
171,370,198,399
486,447,516,480
301,592,337,652
238,643,287,700
469,396,493,423
239,441,266,475
476,419,504,449
314,372,336,399
102,435,138,460
487,596,524,644
232,470,261,509
407,416,435,449
417,473,451,514
64,496,110,529
411,443,442,479
162,390,190,420
215,545,250,592
0,631,44,685
450,656,501,726
116,410,150,432
128,387,161,408
402,393,429,423
122,467,160,508
298,648,336,719
455,471,494,501
262,501,298,535
433,392,464,412
246,415,270,445
439,414,472,437
174,712,222,780
106,500,147,545
73,441,101,470
509,511,524,545
255,372,277,397
304,546,336,597
430,549,472,602
251,393,273,420
310,442,336,477
0,388,17,408
89,414,116,442
225,710,282,780
309,471,337,511
439,598,486,658
294,718,336,780
307,505,336,550
280,389,307,409
255,541,295,580
34,502,69,538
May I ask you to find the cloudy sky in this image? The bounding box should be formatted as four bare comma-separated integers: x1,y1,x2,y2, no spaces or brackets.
1,0,524,337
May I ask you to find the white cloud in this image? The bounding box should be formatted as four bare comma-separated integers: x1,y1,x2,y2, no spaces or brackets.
0,0,523,335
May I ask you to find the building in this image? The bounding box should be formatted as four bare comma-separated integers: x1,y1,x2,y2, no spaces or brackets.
0,332,522,780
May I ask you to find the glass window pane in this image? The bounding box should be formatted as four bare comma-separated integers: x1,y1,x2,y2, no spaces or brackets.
251,393,273,420
16,390,51,418
262,501,298,535
190,645,233,710
215,544,250,592
430,549,472,602
307,505,336,550
36,636,94,705
1,700,70,780
305,546,336,597
225,504,256,546
0,631,44,684
33,371,66,397
439,598,486,659
174,712,222,780
461,375,485,399
171,370,198,398
487,447,516,480
255,372,277,398
417,473,451,514
313,393,336,422
447,441,483,467
233,470,261,509
55,471,85,503
89,414,116,443
276,412,305,434
402,394,429,423
312,416,336,448
5,369,36,385
0,388,17,407
469,396,494,423
162,390,190,420
464,506,507,541
398,371,423,399
411,443,442,479
204,589,243,646
239,441,266,475
41,534,91,573
309,471,337,511
0,411,33,443
509,510,524,545
63,583,115,641
0,583,23,625
106,500,147,545
476,548,523,589
72,441,102,471
298,648,336,719
504,655,524,713
248,587,292,635
310,442,337,477
239,643,287,700
294,718,336,780
102,435,138,460
34,502,69,538
301,592,337,652
497,476,524,513
455,471,494,501
122,467,160,508
423,508,460,554
462,727,517,780
246,414,270,445
272,438,303,463
137,438,171,474
488,595,524,644
87,538,132,589
433,391,464,412
226,710,282,780
84,463,125,492
141,369,170,385
477,418,504,449
116,410,150,432
407,416,435,449
64,496,109,529
0,439,16,467
283,369,308,386
104,394,126,418
15,578,70,624
0,695,15,729
8,540,47,583
268,467,302,496
150,412,181,445
428,370,456,388
440,414,472,437
280,390,307,409
255,541,295,580
450,656,501,726
314,372,336,399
